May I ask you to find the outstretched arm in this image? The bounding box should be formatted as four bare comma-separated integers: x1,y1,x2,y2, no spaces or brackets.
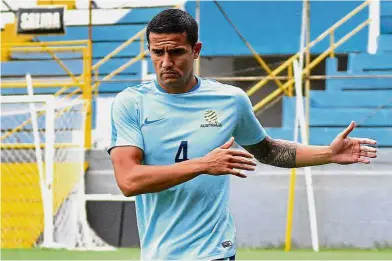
244,137,333,168
244,121,377,168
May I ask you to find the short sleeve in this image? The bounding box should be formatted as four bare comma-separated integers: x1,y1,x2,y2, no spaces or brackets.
233,89,267,146
107,92,144,154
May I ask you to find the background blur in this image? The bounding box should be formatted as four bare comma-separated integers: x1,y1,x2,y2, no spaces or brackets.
1,0,391,259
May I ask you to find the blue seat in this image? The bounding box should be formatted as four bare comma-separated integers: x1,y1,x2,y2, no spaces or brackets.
309,127,392,146
1,85,81,95
1,73,152,95
38,25,146,42
1,60,85,76
347,53,392,72
326,58,392,91
381,0,392,16
93,42,146,58
310,108,392,127
310,90,392,108
10,41,147,60
275,91,392,146
282,96,392,127
1,57,153,78
95,75,150,93
381,1,392,33
378,35,392,52
381,17,392,34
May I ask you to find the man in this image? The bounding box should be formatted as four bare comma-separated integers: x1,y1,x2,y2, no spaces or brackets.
108,9,377,260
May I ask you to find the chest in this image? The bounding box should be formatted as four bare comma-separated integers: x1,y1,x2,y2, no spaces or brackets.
139,96,237,165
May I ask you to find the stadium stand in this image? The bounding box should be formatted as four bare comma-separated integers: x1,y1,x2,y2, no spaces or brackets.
267,51,392,146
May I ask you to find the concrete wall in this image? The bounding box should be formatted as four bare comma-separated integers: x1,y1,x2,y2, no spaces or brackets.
231,169,392,248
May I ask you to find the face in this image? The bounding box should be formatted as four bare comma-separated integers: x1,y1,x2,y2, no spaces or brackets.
148,32,202,89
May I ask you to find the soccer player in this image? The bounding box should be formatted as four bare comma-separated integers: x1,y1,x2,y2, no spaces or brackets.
108,9,377,260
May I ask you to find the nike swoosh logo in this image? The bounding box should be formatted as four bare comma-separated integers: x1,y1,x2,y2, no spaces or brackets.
142,118,164,127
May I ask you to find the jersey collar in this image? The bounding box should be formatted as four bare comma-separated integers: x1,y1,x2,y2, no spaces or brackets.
154,76,201,94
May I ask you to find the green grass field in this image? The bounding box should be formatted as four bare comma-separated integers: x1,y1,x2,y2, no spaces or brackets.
2,248,391,260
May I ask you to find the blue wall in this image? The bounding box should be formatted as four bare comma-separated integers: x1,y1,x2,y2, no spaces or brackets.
185,1,369,55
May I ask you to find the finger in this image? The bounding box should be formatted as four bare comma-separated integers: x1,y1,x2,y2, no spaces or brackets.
360,145,377,153
230,156,257,166
228,163,256,171
357,157,370,164
228,170,247,178
220,137,234,149
359,152,377,158
352,137,377,145
228,149,254,159
340,121,356,139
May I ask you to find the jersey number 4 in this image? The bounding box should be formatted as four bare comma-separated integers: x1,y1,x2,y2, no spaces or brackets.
175,141,188,162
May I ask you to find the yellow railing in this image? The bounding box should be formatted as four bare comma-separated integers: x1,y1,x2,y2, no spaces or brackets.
0,31,148,150
1,41,89,89
90,28,147,91
0,41,92,147
213,0,289,96
248,0,371,112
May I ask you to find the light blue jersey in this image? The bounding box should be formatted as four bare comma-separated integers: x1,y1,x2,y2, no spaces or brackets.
109,77,266,260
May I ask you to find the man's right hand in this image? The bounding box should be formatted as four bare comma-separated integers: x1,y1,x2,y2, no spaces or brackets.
200,137,256,178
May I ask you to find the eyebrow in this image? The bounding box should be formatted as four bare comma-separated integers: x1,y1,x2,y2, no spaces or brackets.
151,47,186,51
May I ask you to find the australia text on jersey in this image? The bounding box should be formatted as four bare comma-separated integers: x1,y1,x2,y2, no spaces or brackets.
201,110,223,128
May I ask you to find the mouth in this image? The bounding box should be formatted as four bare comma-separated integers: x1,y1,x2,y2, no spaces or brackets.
162,72,178,77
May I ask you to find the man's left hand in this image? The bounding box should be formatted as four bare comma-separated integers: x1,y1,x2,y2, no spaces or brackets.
329,121,377,164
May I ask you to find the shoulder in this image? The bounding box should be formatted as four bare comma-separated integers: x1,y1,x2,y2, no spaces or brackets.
200,77,246,97
200,78,249,105
112,81,155,108
201,78,252,113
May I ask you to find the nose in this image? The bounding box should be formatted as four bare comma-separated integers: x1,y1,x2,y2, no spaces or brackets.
162,53,173,69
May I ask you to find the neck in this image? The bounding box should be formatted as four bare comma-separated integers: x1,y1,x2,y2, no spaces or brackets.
158,74,197,94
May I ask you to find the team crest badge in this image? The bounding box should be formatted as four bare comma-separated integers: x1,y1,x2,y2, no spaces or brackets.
201,110,222,128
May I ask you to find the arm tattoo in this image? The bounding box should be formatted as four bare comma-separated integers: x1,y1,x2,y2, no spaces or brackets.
244,136,297,168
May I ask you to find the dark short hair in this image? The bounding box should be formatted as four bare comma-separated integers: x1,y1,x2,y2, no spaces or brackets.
146,9,198,47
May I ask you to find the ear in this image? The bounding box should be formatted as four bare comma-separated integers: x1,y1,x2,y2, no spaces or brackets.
147,44,150,50
193,42,202,59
